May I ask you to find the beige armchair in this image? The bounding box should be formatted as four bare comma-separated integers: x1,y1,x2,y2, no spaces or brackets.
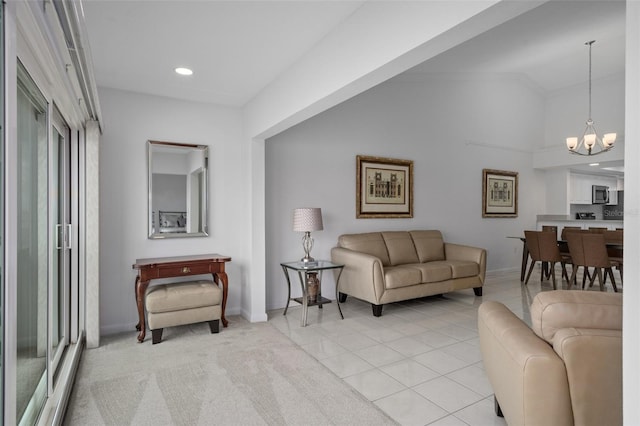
478,290,622,426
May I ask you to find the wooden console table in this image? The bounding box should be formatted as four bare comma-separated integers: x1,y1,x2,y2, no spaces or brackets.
132,253,231,343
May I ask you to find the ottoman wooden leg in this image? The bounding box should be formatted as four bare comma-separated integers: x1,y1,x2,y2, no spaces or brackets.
208,319,220,334
152,328,163,344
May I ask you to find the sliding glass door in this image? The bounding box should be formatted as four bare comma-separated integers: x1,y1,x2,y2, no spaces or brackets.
16,62,74,426
50,106,71,383
16,62,49,425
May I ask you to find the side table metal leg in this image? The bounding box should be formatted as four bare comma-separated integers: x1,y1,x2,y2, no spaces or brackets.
520,241,529,282
298,271,308,327
282,265,292,315
317,270,323,309
335,268,344,319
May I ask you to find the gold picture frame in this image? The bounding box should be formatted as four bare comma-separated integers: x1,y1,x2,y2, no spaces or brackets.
356,155,413,218
482,169,518,218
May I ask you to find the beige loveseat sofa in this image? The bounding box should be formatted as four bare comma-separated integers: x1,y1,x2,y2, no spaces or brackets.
330,230,486,316
478,290,622,426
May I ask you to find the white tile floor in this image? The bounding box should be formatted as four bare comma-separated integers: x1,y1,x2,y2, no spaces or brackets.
268,266,621,426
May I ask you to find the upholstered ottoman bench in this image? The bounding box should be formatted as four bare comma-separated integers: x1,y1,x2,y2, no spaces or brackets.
145,280,222,344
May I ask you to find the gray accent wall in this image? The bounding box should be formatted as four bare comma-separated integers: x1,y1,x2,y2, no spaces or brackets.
265,74,547,310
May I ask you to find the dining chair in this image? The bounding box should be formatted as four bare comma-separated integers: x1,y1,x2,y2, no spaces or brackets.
560,226,583,240
565,232,588,290
588,227,607,234
567,233,618,292
604,229,623,285
541,225,558,239
582,233,619,292
524,231,567,289
541,226,559,278
604,229,623,244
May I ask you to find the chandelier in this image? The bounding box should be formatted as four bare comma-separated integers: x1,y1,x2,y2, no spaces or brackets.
566,40,616,156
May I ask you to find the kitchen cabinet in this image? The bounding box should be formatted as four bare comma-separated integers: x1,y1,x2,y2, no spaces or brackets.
569,172,618,205
569,173,592,204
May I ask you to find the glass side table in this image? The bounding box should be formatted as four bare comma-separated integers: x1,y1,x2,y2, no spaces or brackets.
281,260,345,327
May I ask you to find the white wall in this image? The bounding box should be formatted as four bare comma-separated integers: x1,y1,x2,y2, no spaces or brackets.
98,88,246,335
265,74,546,310
623,1,640,422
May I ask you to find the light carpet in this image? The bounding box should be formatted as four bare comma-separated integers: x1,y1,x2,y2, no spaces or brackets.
64,317,397,425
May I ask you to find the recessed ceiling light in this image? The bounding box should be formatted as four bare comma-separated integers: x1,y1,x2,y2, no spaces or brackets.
589,163,600,166
175,67,193,76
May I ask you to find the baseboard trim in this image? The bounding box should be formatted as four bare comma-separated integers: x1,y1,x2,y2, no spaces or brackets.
243,308,268,323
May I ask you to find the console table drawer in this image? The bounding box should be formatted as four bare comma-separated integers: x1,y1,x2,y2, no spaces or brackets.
149,263,213,278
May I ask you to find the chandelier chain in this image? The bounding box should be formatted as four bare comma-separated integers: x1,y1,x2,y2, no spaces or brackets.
587,40,594,121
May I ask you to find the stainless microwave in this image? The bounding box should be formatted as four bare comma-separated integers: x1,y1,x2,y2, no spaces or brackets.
592,185,609,204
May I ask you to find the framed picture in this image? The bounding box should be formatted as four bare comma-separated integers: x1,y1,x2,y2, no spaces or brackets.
356,155,413,218
482,169,518,218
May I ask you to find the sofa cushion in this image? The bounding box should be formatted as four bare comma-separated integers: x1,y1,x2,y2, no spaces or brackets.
382,231,419,266
445,260,479,278
384,266,422,289
411,262,452,283
409,230,445,262
338,232,391,266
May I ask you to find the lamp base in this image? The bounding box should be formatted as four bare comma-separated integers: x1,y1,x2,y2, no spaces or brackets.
300,255,318,266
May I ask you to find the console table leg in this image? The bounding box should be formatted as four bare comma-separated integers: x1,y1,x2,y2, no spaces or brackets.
136,278,150,342
215,272,229,327
135,276,141,331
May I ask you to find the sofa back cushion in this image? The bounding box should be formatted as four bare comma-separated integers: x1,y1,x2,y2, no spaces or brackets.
382,232,419,266
338,232,391,266
409,230,445,262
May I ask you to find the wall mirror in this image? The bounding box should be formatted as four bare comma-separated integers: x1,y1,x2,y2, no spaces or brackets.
148,140,209,239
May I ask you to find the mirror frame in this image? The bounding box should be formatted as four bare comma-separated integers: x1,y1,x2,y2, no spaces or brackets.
148,140,209,239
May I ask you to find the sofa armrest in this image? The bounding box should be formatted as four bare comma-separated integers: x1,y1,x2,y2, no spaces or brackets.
478,301,573,426
444,243,486,283
530,290,622,343
552,328,622,426
331,247,386,304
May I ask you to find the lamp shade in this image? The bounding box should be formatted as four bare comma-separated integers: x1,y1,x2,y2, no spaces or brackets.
292,208,323,232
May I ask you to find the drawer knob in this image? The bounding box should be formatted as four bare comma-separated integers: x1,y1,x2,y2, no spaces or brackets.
182,267,191,273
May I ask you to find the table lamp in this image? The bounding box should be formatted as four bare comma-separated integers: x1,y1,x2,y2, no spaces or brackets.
292,208,323,264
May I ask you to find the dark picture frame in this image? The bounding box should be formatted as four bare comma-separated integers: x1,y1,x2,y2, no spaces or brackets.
482,169,518,218
356,155,413,218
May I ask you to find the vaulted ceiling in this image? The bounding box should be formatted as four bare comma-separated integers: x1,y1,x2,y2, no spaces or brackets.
82,1,625,108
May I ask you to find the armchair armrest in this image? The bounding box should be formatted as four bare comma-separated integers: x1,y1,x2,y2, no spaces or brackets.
530,290,622,343
331,247,386,304
478,301,573,426
444,243,486,282
552,327,622,426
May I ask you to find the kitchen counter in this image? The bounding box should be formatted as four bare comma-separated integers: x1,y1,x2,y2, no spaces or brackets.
536,215,623,229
